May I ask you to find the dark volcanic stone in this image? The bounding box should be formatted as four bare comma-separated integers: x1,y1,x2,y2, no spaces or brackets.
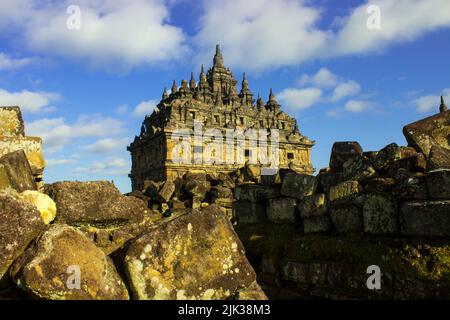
403,110,450,157
427,145,450,171
124,205,256,300
427,169,450,199
0,191,46,281
329,142,363,172
400,201,450,236
46,181,148,225
0,150,37,192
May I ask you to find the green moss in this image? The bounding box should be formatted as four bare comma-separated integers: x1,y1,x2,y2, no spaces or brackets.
235,223,450,289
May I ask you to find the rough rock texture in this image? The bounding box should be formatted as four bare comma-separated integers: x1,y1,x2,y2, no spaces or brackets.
235,281,268,300
0,164,11,189
298,193,327,218
233,201,266,224
426,169,450,199
46,181,147,225
125,205,256,300
363,194,397,234
328,180,361,202
330,204,362,233
11,224,129,300
0,150,37,192
20,190,56,224
281,173,317,199
403,109,450,157
0,191,46,281
427,145,450,171
303,216,331,234
329,142,363,172
400,201,450,236
267,198,298,224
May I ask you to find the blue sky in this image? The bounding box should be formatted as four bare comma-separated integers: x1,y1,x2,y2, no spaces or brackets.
0,0,449,193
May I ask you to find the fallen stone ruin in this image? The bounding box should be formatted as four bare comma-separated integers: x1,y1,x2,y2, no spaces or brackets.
0,104,449,300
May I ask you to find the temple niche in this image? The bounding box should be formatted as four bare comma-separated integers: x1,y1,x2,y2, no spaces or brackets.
128,45,314,191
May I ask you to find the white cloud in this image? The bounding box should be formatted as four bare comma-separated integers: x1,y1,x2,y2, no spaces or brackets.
26,115,124,153
344,100,373,113
277,87,323,111
195,0,450,71
194,0,327,70
331,80,361,102
327,99,374,117
73,157,129,176
298,68,339,88
46,158,77,166
0,88,59,113
0,0,189,70
412,88,450,113
116,104,129,114
330,0,450,57
0,52,35,70
83,138,129,154
133,99,158,117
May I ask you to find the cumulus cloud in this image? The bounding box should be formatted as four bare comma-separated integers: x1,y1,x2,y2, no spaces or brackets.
133,99,158,117
412,88,450,113
195,0,450,71
331,81,361,102
73,157,129,176
0,0,189,70
344,100,373,113
26,115,124,153
194,0,327,70
298,68,339,88
0,52,35,70
277,87,323,111
0,88,60,113
328,99,375,117
330,0,450,57
279,68,362,112
46,158,77,166
83,138,130,154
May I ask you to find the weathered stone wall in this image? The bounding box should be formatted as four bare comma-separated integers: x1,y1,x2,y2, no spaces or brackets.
233,109,450,299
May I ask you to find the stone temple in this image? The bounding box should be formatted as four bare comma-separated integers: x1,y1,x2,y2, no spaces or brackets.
128,45,314,191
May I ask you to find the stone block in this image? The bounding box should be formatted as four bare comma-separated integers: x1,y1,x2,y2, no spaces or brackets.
267,197,298,224
298,193,328,218
427,169,450,199
400,201,450,236
0,150,37,192
330,203,363,233
282,262,327,285
427,145,450,171
329,141,363,172
328,180,361,202
303,215,331,234
363,194,398,234
403,110,450,157
281,172,317,200
233,201,266,224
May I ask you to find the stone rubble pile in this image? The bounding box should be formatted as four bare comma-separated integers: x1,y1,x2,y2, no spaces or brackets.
232,107,450,299
0,106,265,300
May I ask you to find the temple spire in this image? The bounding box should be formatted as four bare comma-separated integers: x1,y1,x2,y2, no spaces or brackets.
440,96,448,113
171,80,177,94
213,44,224,68
257,93,264,109
190,72,196,90
162,87,168,99
269,88,275,101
